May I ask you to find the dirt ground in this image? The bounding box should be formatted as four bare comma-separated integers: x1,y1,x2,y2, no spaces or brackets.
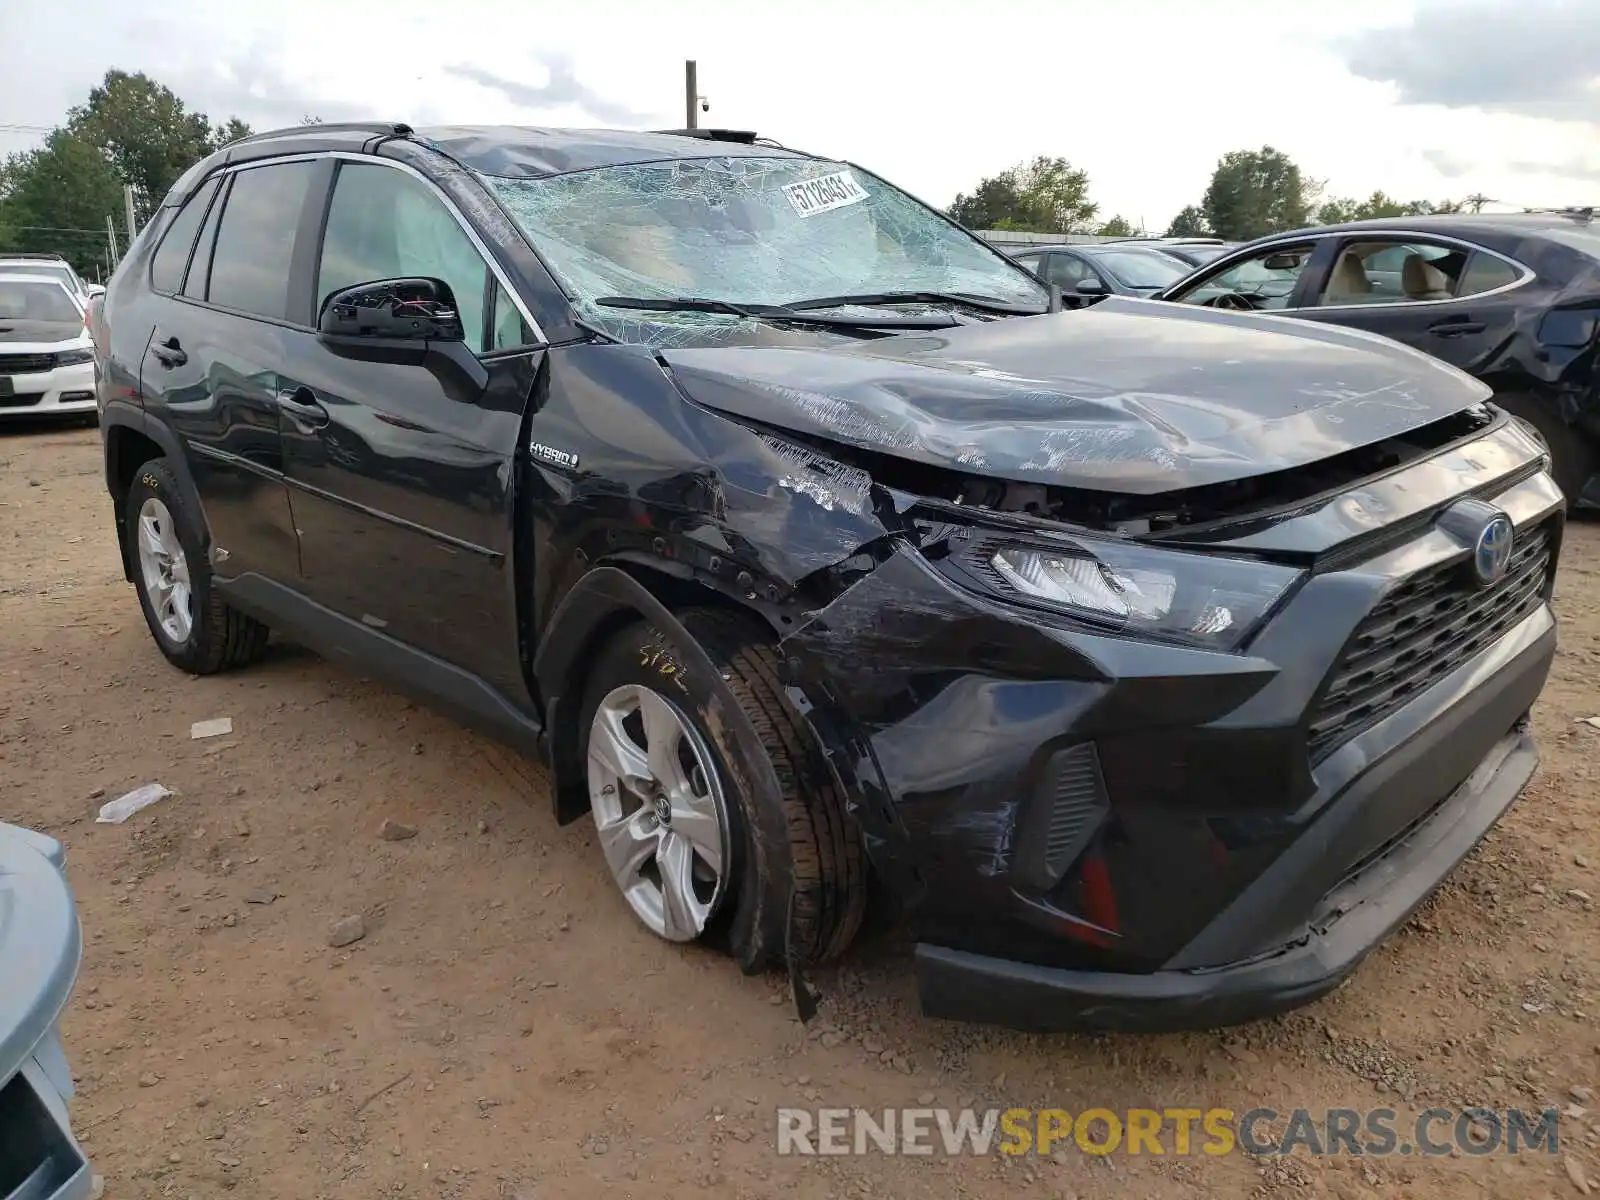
5,423,1600,1199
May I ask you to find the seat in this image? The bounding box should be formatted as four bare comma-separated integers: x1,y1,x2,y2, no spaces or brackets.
1401,253,1453,301
1323,252,1372,304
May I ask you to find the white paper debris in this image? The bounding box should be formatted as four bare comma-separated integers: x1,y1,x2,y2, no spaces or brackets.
191,717,233,739
96,784,173,824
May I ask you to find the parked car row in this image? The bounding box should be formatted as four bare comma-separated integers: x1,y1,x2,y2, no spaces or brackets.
0,255,100,424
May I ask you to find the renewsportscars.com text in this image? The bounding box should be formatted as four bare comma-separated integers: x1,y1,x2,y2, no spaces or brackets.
775,1106,1561,1158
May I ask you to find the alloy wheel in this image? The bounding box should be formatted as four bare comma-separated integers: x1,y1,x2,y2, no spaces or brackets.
586,684,730,941
135,497,193,644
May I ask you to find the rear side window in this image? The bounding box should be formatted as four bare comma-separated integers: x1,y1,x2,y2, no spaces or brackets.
207,162,318,321
184,177,229,301
149,177,220,295
1457,251,1523,298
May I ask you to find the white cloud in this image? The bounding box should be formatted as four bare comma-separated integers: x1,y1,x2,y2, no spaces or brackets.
2,0,1598,228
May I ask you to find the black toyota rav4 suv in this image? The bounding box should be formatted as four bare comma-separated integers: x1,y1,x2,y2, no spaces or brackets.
91,122,1561,1032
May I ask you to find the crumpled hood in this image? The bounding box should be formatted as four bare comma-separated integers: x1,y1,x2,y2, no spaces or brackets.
0,822,81,1084
660,296,1493,494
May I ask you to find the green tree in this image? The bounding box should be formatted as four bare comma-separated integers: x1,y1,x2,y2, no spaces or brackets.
0,130,123,274
1096,214,1137,237
215,117,254,147
1404,198,1464,215
948,156,1097,233
949,171,1029,230
1015,155,1097,233
1315,196,1361,225
1316,192,1466,225
66,70,251,222
1202,146,1314,241
1166,205,1209,237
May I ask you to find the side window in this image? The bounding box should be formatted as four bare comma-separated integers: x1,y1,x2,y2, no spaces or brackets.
1043,253,1089,288
1011,253,1042,276
318,163,491,354
1313,240,1470,307
1457,251,1523,298
1173,244,1314,310
184,176,229,301
149,177,220,295
207,162,319,320
489,283,534,351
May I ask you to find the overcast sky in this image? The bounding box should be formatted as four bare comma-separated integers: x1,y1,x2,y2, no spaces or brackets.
2,0,1597,230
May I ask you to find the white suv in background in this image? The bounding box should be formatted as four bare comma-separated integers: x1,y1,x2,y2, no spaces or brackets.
0,254,92,305
0,274,97,422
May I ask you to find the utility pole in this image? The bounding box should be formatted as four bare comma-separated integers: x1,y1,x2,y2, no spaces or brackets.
105,213,120,264
123,184,137,245
685,60,698,130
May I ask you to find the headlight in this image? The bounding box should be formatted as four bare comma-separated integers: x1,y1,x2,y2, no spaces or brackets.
962,536,1301,651
55,348,94,366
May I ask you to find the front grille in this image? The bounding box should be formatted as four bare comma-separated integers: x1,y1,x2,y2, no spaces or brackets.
1307,520,1553,761
0,352,55,374
0,393,41,408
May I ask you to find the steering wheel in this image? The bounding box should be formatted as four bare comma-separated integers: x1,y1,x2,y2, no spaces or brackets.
1204,292,1253,311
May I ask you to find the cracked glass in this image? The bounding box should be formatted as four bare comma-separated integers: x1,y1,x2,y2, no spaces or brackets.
483,156,1047,345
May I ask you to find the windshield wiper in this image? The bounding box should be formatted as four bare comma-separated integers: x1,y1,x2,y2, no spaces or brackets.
594,295,957,330
784,290,1047,316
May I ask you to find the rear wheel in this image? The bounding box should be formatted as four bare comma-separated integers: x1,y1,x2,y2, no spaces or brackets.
1494,391,1593,503
125,458,269,674
578,610,868,970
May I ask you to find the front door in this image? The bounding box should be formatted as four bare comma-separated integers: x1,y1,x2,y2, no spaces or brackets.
278,158,544,695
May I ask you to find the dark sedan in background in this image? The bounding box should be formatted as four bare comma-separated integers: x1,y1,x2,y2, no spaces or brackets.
1010,241,1193,303
1158,211,1600,505
1102,237,1235,268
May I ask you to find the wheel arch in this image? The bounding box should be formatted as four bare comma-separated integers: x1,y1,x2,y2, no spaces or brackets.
102,405,205,582
533,560,783,825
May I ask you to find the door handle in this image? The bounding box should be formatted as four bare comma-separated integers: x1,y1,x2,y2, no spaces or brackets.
151,335,187,367
1428,318,1486,337
278,387,329,429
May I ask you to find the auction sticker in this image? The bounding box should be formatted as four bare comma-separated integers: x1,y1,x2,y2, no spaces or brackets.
783,170,868,218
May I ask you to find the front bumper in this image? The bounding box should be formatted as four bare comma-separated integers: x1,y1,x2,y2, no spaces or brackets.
781,420,1561,1032
917,698,1542,1033
0,362,96,418
0,823,91,1199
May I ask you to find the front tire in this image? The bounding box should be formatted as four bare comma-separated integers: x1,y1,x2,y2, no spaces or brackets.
578,610,867,971
125,458,269,674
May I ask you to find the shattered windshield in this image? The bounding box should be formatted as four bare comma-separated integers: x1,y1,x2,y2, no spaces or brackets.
484,155,1048,341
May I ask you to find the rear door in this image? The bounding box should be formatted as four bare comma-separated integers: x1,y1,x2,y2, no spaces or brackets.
140,160,326,584
276,157,544,694
1287,234,1532,375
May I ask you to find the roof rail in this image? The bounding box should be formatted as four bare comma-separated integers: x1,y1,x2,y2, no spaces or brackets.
230,121,414,146
652,128,759,144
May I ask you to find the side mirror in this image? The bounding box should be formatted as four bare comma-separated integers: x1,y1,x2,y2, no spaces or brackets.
318,277,465,342
1075,278,1108,295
